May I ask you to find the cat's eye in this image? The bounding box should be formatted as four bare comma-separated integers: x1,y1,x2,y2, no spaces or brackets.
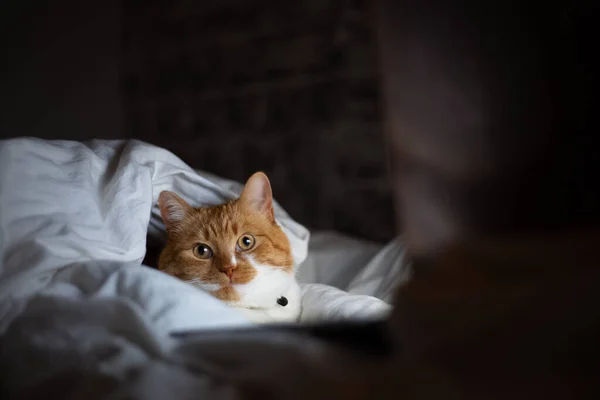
237,234,256,251
193,243,213,259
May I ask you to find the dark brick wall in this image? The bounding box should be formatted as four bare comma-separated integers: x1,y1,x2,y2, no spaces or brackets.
122,0,395,242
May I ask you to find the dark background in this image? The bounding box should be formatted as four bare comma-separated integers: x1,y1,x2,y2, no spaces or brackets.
0,0,394,243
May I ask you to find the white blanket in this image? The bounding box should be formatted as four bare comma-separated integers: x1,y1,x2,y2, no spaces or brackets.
0,138,406,399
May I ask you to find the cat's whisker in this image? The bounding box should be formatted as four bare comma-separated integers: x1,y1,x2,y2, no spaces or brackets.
185,278,221,292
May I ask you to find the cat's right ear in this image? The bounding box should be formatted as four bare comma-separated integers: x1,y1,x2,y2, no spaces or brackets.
158,191,192,232
240,172,275,220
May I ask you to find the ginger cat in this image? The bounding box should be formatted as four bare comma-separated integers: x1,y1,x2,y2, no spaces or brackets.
157,172,301,323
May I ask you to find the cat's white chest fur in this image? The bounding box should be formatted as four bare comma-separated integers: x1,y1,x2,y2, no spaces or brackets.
234,280,301,323
230,258,302,324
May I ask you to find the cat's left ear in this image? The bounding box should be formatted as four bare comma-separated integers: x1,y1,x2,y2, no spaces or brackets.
158,191,193,233
240,172,275,219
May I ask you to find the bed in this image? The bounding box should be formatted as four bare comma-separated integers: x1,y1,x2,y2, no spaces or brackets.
0,138,409,398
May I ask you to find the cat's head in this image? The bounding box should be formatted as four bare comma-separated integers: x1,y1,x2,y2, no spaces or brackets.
157,172,294,304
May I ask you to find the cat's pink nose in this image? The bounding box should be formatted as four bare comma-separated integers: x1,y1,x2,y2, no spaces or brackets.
219,265,236,279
